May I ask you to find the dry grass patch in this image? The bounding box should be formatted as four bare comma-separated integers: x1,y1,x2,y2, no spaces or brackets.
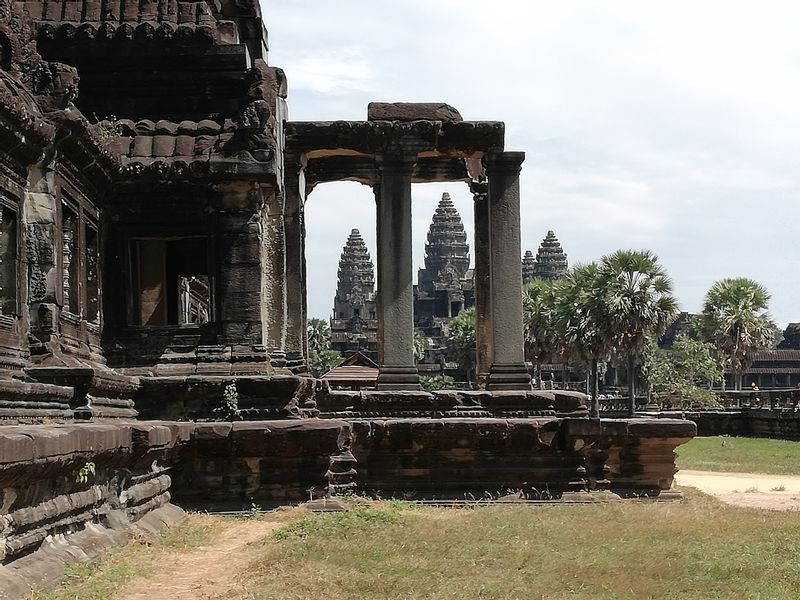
31,494,800,600
28,513,227,600
246,492,800,600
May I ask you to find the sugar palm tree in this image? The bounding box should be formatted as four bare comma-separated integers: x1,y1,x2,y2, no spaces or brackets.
552,264,611,416
445,307,476,386
697,278,775,391
599,250,678,415
306,317,331,356
523,278,557,389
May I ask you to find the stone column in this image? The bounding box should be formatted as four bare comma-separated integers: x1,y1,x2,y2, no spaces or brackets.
283,167,307,373
470,179,492,386
485,152,531,390
260,184,287,365
375,153,420,390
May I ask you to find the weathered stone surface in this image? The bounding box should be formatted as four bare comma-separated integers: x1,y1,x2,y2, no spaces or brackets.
0,421,193,598
315,388,586,418
367,102,463,122
171,419,351,508
134,375,318,420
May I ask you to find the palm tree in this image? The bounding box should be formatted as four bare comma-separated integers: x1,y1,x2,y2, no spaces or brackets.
445,307,476,386
599,250,678,415
307,317,331,356
551,264,611,416
697,278,775,391
523,279,557,389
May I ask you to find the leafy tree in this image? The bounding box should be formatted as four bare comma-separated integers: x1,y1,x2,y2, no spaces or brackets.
308,350,343,378
420,374,455,391
696,278,775,391
523,278,557,389
414,328,427,363
305,318,341,377
551,264,611,416
643,335,723,409
445,307,476,385
307,317,331,356
599,250,678,415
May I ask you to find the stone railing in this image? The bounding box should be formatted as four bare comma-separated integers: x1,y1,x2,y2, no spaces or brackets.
715,389,800,410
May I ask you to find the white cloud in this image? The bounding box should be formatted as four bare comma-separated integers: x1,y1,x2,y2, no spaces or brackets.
267,1,800,326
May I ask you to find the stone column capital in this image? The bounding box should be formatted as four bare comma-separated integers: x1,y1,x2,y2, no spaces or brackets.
375,153,417,175
484,151,525,176
468,179,488,201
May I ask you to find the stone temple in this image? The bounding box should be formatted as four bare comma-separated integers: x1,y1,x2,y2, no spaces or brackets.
414,192,475,371
0,2,693,594
330,229,378,361
522,230,569,284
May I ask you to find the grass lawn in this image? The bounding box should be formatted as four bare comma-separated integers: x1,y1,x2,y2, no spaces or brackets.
36,491,800,600
676,436,800,475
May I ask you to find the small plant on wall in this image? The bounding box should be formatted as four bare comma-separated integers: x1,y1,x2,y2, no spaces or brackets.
214,381,243,421
73,461,96,484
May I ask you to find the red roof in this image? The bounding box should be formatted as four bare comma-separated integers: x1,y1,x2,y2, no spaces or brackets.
322,352,378,387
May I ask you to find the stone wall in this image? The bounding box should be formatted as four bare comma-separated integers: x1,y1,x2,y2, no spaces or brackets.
167,417,695,506
676,409,800,440
170,420,351,509
0,421,189,597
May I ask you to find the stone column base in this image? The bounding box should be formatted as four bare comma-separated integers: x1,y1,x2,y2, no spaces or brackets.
487,363,532,391
377,365,420,391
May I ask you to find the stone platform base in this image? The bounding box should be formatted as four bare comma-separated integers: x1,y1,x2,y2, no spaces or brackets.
169,417,696,508
0,504,186,599
0,421,191,600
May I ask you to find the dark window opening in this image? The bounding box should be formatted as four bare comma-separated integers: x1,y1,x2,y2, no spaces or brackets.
450,301,462,317
131,237,210,326
86,226,99,323
62,206,80,315
353,308,360,317
0,206,17,315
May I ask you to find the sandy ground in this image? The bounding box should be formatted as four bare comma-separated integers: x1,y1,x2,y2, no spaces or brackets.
675,470,800,511
116,518,278,600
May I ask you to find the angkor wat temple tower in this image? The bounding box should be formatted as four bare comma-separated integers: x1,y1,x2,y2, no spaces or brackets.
330,229,377,360
414,193,474,366
530,230,569,282
522,250,536,284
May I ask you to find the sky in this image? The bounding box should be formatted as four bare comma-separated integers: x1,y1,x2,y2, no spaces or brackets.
266,1,800,327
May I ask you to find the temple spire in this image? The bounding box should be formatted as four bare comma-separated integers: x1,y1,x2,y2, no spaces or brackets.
522,250,536,285
418,192,470,292
531,230,568,282
330,229,378,359
334,229,375,311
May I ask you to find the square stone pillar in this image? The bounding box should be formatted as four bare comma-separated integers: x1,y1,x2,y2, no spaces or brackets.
485,152,531,390
375,154,420,390
283,167,308,373
470,179,492,385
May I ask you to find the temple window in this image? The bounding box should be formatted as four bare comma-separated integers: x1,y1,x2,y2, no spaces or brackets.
59,187,101,323
0,204,18,315
61,204,80,315
130,237,210,326
0,33,11,71
85,226,100,323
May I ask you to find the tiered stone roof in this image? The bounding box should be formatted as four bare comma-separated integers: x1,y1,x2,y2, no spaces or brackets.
522,250,536,285
335,229,375,307
418,192,470,292
531,230,568,282
27,0,239,44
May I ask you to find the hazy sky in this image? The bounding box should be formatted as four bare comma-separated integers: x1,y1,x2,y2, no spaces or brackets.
267,1,800,326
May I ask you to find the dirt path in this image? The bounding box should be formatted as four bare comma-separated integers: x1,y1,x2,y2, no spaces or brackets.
117,518,278,600
675,470,800,511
